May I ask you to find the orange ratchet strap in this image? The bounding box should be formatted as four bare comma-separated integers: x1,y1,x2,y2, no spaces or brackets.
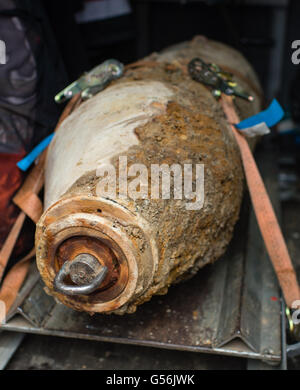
0,94,81,316
220,94,300,308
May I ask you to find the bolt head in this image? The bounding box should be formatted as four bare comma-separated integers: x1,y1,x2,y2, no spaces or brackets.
69,254,102,286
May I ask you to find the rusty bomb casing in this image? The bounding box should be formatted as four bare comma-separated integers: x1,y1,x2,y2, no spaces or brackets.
35,36,262,314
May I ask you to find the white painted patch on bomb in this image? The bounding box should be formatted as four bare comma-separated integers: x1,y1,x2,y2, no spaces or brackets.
45,81,174,209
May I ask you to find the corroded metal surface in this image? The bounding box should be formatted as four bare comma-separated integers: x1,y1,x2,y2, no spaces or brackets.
36,36,263,314
2,145,284,364
2,203,282,362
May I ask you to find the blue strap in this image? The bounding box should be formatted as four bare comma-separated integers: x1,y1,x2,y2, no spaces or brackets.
236,99,284,130
17,133,54,171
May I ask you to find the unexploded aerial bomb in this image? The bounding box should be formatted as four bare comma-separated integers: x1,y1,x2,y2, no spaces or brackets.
35,36,262,314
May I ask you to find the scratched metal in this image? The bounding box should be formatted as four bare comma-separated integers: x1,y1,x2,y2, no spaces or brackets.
1,147,282,363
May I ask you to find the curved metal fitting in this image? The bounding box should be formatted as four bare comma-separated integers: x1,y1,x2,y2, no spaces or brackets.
54,254,108,296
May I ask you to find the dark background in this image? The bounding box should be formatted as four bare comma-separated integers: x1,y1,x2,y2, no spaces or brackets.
42,0,299,108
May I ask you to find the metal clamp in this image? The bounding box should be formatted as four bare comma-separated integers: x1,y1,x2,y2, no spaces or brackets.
54,59,124,103
286,306,300,342
54,254,108,296
188,57,253,101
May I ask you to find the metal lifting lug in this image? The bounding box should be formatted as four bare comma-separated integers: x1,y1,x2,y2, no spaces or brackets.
54,254,108,296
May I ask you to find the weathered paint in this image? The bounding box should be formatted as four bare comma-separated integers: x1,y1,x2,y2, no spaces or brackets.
45,81,174,209
36,37,262,314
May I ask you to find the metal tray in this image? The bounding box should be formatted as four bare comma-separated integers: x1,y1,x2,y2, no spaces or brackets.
1,146,284,365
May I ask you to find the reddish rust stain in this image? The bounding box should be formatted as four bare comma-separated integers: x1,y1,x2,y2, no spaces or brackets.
36,37,262,314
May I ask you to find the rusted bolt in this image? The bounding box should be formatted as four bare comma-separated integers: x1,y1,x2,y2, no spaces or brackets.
70,254,102,285
54,253,108,296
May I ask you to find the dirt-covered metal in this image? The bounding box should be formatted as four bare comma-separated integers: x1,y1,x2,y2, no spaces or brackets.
36,36,263,314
